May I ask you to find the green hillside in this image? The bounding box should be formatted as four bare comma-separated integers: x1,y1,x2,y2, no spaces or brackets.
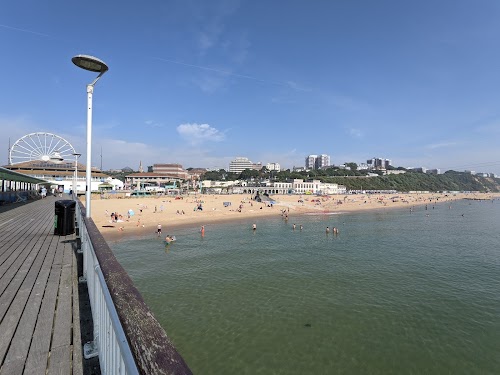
322,171,500,192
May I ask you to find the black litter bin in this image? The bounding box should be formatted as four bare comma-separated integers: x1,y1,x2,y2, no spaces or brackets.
54,200,76,235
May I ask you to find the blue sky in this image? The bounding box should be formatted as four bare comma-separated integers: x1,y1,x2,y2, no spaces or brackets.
1,0,500,174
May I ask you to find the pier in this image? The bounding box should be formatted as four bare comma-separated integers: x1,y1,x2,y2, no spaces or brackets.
0,196,191,374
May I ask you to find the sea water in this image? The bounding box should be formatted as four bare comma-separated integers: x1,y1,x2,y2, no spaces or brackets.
110,199,500,374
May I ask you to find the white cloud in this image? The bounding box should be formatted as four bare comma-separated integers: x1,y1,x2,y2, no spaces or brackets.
144,120,163,128
177,123,225,144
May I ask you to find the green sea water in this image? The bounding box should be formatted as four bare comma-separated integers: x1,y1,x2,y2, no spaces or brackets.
110,199,500,374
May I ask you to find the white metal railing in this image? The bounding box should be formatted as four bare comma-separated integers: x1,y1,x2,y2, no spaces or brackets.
76,203,139,375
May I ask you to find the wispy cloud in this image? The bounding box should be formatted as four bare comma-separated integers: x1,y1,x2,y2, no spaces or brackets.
152,57,309,91
177,123,225,144
145,120,164,128
425,141,457,149
0,23,50,38
347,128,364,138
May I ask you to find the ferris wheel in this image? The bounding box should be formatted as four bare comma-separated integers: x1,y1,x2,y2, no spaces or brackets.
9,132,76,165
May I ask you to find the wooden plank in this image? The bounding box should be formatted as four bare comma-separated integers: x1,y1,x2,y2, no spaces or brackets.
0,223,53,362
0,203,50,294
0,209,49,279
0,196,84,374
0,233,59,374
51,241,73,350
0,216,53,322
0,201,52,254
72,247,83,375
47,345,71,375
23,240,65,375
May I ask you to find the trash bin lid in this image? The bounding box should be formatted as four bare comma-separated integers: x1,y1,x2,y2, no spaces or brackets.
55,200,76,208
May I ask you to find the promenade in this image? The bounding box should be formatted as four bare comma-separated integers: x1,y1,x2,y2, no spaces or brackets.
0,196,85,374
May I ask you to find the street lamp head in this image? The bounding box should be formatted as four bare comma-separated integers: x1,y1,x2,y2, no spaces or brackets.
72,152,82,157
72,54,109,74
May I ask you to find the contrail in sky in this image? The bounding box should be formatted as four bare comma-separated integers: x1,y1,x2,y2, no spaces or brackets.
152,56,308,91
0,24,50,37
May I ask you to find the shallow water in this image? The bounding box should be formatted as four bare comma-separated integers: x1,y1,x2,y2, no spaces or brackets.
110,199,500,374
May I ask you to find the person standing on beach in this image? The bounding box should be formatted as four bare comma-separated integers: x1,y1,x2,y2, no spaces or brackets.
157,223,162,237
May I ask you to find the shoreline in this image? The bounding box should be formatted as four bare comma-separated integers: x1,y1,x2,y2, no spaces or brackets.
88,192,499,243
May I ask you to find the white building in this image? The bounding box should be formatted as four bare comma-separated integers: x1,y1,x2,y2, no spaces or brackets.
266,162,281,172
316,154,330,169
305,155,317,169
306,154,330,170
229,157,254,173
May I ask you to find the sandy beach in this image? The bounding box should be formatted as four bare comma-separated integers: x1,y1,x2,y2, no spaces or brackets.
85,192,497,242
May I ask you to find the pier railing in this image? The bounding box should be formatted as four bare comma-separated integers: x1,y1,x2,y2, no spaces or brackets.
76,201,192,375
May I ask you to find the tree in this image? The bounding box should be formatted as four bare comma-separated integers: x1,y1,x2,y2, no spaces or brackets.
239,169,259,180
345,162,358,171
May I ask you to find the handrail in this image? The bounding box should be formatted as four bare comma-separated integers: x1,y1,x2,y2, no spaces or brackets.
76,200,192,374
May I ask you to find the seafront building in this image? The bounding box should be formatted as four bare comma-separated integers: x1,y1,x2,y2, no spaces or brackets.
229,157,262,173
2,160,120,193
125,164,205,191
151,163,189,179
202,178,346,195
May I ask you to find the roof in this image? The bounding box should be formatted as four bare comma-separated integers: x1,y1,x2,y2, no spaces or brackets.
0,166,47,184
126,172,185,178
3,160,109,178
4,160,96,171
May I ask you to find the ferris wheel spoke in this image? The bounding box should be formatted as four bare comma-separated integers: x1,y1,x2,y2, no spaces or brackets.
28,134,43,153
15,143,40,155
10,132,76,165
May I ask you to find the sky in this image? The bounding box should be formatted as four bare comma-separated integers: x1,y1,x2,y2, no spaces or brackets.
1,0,500,175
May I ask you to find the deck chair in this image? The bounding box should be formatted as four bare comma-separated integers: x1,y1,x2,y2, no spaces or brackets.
15,193,27,203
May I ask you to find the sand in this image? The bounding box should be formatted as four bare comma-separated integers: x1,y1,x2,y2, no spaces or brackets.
84,192,497,242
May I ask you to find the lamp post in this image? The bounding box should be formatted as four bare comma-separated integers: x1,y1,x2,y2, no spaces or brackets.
72,153,81,199
72,55,109,218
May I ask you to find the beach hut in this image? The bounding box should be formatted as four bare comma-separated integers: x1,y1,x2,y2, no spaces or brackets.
98,183,113,191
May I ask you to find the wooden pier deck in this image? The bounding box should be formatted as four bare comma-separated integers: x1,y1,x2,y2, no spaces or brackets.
0,196,83,374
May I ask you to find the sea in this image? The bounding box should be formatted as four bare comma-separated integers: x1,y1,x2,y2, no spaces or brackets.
109,199,500,374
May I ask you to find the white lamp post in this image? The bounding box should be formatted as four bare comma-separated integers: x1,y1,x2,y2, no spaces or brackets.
72,55,108,218
72,153,81,199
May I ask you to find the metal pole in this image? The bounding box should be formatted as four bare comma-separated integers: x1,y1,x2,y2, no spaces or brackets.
74,155,77,199
86,84,94,218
